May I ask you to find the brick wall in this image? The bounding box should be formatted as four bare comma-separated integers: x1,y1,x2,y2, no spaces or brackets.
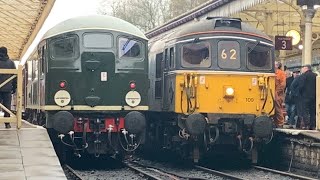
259,133,320,178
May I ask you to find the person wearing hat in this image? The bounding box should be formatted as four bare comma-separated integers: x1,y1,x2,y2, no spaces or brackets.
285,69,300,128
297,64,317,129
0,46,16,129
273,61,286,128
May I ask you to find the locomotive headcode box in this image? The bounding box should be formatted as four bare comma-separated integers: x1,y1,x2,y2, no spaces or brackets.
275,36,292,50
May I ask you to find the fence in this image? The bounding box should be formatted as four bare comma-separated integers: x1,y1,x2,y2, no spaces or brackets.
0,65,23,129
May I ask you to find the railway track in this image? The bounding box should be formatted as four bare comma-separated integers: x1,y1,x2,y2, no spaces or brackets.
252,165,318,180
196,164,318,180
124,161,208,180
125,159,318,180
63,158,318,180
64,165,84,180
194,165,245,180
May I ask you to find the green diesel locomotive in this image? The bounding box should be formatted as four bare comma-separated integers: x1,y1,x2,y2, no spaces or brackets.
24,15,148,160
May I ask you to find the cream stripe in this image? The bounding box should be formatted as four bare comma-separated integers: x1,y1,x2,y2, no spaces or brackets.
35,105,149,111
167,70,275,76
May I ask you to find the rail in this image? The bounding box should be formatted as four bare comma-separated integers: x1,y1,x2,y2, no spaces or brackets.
0,66,23,129
253,165,318,180
64,165,84,180
194,165,246,180
125,161,208,180
124,161,163,180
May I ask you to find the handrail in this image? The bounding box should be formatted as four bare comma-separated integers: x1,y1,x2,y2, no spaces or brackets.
316,76,320,131
0,65,23,129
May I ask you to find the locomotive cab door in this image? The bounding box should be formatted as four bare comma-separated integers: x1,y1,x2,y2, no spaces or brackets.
162,47,174,111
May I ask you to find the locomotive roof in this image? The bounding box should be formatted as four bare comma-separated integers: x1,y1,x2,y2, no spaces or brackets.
165,18,271,41
42,15,147,40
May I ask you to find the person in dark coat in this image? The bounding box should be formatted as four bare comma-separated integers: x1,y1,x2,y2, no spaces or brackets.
290,70,302,128
285,70,298,127
0,46,16,129
297,64,317,129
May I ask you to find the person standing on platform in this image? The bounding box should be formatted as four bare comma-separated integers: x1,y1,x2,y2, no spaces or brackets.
284,70,293,123
273,62,286,128
0,47,16,129
285,70,299,128
290,69,302,128
298,65,317,130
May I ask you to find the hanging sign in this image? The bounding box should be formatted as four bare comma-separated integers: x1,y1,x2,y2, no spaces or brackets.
275,36,292,50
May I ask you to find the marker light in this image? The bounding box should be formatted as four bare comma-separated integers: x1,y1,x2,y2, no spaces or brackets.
59,81,66,88
130,82,136,89
224,87,234,97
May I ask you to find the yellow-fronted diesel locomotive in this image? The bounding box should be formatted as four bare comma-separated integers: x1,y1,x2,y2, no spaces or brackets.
145,17,275,163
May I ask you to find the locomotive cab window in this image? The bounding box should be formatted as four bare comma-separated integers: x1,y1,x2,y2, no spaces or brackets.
218,41,240,69
49,35,79,60
169,47,174,68
247,43,272,70
181,42,210,68
119,37,142,59
83,33,113,48
155,53,163,99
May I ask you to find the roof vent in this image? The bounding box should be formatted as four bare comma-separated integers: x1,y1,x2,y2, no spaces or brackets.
207,17,242,30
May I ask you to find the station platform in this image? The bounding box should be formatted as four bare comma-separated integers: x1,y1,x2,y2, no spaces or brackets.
0,120,67,180
274,128,320,140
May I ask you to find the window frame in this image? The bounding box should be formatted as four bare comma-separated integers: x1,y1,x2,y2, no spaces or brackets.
117,36,144,61
49,34,80,61
246,43,273,71
82,32,113,49
181,41,211,68
169,47,174,69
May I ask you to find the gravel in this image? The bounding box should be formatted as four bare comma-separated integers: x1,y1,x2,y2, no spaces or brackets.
134,159,228,180
64,157,147,180
69,168,147,180
63,156,307,180
222,168,299,180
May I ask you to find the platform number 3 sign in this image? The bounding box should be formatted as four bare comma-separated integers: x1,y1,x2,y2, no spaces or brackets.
275,36,292,50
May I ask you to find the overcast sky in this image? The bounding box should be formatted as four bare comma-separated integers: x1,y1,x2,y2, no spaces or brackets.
20,0,111,65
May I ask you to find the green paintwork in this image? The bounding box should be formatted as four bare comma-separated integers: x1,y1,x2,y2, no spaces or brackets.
46,52,148,106
42,15,148,40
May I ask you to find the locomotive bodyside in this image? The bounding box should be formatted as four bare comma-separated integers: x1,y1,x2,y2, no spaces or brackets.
25,15,148,160
146,17,275,163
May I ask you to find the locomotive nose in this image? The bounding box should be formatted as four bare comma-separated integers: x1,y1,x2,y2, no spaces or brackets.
124,111,146,134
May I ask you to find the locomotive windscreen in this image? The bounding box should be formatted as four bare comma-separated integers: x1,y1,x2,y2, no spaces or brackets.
247,43,272,70
50,35,79,60
181,42,211,68
83,33,113,48
119,38,142,58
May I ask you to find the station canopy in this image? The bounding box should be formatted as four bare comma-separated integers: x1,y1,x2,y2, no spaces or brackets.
147,0,320,47
233,0,320,40
0,0,55,61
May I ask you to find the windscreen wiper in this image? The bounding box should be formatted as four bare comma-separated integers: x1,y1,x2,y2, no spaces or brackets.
122,39,131,50
248,40,260,53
